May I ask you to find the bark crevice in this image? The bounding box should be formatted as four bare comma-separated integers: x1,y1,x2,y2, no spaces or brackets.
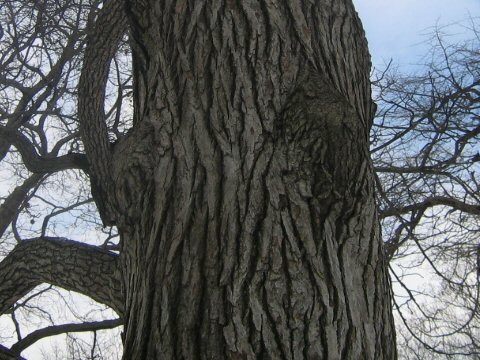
0,237,124,317
115,0,396,358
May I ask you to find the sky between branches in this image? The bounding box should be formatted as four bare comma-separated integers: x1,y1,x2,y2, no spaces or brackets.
354,0,479,68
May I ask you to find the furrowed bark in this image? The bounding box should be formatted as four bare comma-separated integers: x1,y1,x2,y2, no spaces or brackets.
78,0,128,225
112,0,397,358
0,174,43,239
0,237,123,317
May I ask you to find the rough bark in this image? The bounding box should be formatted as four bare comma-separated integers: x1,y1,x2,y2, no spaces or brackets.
78,0,128,225
0,174,43,239
97,0,398,358
0,237,123,317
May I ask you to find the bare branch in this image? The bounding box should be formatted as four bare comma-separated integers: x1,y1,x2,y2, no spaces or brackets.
0,126,88,173
380,196,480,218
9,318,122,355
0,237,123,317
0,344,25,360
78,0,127,225
373,19,480,356
0,174,44,239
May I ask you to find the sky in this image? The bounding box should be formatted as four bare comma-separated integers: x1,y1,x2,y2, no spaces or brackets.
353,0,479,332
353,0,479,68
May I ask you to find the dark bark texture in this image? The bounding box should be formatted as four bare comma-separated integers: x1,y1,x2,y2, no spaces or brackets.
0,0,398,358
78,0,128,225
0,238,123,317
94,0,399,358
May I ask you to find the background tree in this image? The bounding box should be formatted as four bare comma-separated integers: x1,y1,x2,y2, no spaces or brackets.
0,0,129,358
372,19,480,358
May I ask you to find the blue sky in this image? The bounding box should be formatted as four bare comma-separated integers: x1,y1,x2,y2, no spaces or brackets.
353,0,479,68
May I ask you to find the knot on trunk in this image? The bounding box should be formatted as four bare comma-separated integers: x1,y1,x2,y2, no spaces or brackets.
278,70,367,201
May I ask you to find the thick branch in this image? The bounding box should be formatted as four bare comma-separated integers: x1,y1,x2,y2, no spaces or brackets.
0,237,123,317
380,196,480,218
0,174,43,239
0,344,25,360
78,0,127,225
0,126,89,173
10,319,122,355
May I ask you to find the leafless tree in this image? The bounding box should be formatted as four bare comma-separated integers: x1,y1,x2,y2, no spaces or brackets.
0,0,130,358
372,19,480,359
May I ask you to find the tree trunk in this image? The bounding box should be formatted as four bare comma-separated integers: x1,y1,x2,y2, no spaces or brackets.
111,0,397,358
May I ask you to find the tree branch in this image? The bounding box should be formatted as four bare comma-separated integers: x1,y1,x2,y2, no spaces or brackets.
0,237,123,317
0,344,25,360
0,125,88,173
380,196,480,218
0,23,82,163
0,174,44,239
9,318,122,355
78,0,127,225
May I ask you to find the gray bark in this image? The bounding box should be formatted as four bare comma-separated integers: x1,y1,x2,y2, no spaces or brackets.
97,0,397,358
0,174,43,239
0,0,398,358
78,0,128,226
0,237,123,317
